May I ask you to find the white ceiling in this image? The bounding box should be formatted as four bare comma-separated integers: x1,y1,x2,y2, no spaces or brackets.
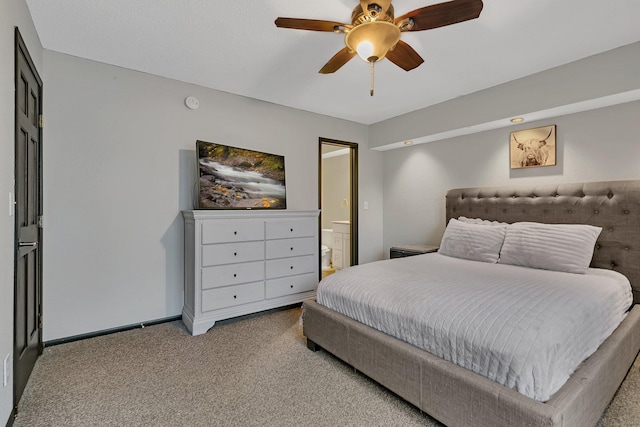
26,0,640,125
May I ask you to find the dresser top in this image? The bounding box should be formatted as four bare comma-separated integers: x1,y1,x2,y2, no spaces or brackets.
183,209,320,220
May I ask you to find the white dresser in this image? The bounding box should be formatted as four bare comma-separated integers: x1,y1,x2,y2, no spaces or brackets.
182,210,320,335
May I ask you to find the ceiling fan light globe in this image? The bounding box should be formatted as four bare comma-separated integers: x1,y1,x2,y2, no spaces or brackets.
356,41,374,61
345,21,401,62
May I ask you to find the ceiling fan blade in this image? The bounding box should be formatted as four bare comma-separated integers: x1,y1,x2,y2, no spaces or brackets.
395,0,483,32
319,47,357,74
275,17,346,32
386,40,425,71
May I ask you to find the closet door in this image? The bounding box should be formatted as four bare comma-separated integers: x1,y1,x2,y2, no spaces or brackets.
14,27,44,408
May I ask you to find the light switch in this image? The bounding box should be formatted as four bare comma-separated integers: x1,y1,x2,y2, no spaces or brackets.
3,354,9,387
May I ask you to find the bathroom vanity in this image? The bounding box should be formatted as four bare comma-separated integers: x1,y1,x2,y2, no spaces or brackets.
330,220,350,270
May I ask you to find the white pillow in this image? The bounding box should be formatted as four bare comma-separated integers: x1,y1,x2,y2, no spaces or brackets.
458,216,508,226
438,218,507,263
498,222,602,274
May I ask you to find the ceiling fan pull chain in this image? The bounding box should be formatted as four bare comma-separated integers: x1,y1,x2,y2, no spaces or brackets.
370,60,375,96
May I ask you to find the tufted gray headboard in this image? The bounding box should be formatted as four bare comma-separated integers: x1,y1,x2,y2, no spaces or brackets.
446,180,640,304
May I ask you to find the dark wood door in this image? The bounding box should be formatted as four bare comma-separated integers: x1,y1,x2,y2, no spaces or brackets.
14,27,43,409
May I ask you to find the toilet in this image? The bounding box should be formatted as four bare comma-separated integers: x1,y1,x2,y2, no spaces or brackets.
321,229,333,270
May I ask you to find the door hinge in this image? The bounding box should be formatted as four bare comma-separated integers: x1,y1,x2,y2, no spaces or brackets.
39,314,43,330
38,215,44,228
38,114,44,129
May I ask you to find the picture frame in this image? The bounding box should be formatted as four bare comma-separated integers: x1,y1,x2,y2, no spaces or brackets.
509,125,556,169
196,140,286,209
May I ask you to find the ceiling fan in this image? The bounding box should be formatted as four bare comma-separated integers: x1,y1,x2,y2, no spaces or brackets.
275,0,484,95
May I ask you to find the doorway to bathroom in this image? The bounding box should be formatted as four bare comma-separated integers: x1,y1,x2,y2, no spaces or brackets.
319,138,358,280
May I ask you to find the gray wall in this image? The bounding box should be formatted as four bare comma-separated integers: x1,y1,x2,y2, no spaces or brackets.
0,0,43,420
42,50,384,341
383,100,640,253
370,42,640,149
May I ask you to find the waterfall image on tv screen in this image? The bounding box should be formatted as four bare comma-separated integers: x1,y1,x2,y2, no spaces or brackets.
196,140,286,209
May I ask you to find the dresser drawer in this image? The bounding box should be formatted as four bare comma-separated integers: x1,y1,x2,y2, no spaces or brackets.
201,281,264,312
265,218,315,239
201,261,264,290
266,237,315,259
266,255,315,279
266,273,317,299
202,220,264,244
202,241,264,266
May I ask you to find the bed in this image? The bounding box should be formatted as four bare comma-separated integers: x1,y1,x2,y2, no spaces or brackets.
303,179,640,427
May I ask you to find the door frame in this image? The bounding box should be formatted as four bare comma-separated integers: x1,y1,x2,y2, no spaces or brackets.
14,26,44,411
318,137,358,268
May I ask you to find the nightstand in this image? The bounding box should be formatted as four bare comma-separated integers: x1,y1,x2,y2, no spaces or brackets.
390,244,439,259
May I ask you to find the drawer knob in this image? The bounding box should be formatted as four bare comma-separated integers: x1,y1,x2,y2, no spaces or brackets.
234,231,237,235
290,266,294,270
290,247,294,251
233,273,237,278
233,295,237,299
234,252,237,256
290,228,293,232
290,285,293,289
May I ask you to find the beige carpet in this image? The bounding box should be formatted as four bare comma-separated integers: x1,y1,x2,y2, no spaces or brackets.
13,307,640,427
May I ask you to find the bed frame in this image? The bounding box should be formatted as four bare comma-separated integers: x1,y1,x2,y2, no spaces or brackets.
303,179,640,427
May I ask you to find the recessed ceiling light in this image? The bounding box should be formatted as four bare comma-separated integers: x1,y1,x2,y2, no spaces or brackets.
404,141,414,145
510,117,524,123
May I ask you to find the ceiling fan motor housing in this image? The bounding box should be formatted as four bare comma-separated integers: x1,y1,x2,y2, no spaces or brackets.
351,3,395,25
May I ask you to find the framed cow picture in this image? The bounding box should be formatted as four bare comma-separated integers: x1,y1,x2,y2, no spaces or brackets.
509,125,556,169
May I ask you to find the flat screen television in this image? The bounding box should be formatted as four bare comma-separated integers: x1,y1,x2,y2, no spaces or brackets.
196,140,286,209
